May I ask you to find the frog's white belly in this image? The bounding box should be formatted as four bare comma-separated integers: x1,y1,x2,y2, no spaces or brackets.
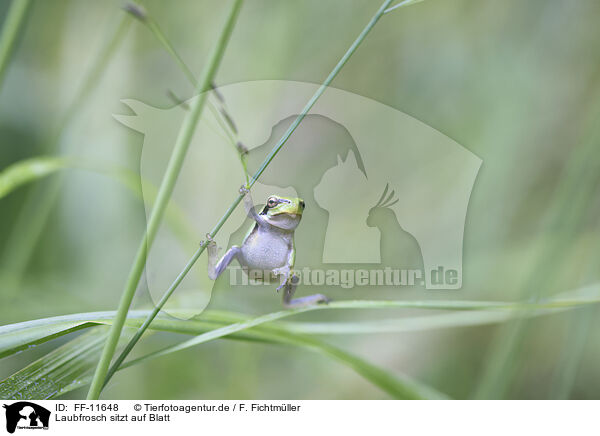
239,229,291,271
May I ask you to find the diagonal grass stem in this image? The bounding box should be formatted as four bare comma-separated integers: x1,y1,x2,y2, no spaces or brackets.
86,0,244,399
101,0,397,390
0,0,32,91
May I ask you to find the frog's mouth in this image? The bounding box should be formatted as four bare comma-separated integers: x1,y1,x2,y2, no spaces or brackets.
266,211,302,230
270,210,302,218
270,204,304,217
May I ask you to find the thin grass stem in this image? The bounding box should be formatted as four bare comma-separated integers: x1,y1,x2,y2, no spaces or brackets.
101,0,397,390
86,0,244,400
383,0,424,14
129,4,249,183
0,0,31,91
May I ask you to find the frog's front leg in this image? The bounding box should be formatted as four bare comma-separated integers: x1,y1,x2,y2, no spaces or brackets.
282,274,330,308
207,239,241,280
240,186,267,226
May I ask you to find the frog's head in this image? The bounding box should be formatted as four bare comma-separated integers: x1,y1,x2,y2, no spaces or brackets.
260,195,305,230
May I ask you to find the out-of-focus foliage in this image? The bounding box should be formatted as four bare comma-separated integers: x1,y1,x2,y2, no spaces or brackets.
1,0,599,399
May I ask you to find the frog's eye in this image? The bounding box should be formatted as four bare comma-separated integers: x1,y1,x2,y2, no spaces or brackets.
267,197,278,208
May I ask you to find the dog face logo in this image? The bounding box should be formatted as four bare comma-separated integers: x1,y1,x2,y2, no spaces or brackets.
3,402,50,433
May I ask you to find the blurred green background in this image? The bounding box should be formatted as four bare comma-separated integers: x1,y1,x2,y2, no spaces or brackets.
1,0,599,399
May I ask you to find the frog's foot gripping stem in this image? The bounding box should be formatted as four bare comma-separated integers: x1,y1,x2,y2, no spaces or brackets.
282,274,330,308
272,266,291,291
201,233,215,247
207,242,241,281
239,185,263,222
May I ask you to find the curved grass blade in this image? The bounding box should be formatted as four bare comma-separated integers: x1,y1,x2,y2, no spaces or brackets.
115,316,447,399
0,321,284,400
0,157,67,200
3,284,598,400
118,294,600,367
0,309,198,359
3,285,600,361
1,318,444,400
0,328,111,400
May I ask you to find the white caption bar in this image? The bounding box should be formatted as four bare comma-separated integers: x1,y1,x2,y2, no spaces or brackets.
1,400,596,436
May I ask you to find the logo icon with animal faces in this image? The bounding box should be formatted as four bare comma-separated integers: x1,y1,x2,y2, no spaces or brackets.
116,80,481,314
3,402,50,433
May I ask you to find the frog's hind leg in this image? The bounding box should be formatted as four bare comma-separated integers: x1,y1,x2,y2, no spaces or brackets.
282,274,330,308
207,243,241,280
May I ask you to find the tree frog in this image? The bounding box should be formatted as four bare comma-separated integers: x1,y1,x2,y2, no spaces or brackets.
206,187,329,308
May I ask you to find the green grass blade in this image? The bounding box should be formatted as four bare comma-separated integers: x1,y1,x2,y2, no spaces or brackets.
4,286,599,400
0,328,110,400
124,310,448,399
0,157,67,200
0,309,198,359
383,0,425,15
0,0,32,91
119,290,600,369
276,311,546,334
1,314,445,400
3,285,599,360
3,287,596,399
86,0,244,399
118,313,448,399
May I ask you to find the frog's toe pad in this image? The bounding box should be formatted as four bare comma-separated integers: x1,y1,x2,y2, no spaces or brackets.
315,294,331,305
